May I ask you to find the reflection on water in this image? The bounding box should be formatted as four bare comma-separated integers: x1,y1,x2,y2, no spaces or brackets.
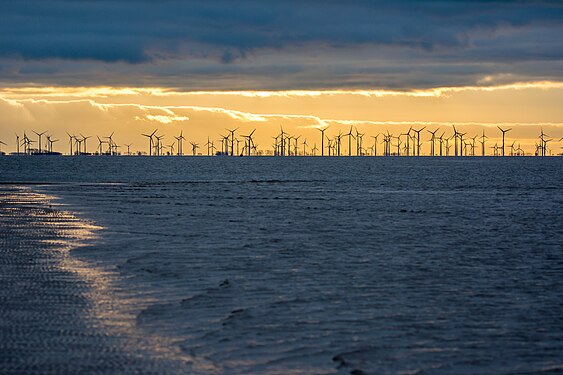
0,185,196,373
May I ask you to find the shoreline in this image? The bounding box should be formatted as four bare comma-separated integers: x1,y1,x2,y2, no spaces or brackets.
0,185,193,373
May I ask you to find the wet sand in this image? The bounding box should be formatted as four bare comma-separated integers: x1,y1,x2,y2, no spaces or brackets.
0,185,190,374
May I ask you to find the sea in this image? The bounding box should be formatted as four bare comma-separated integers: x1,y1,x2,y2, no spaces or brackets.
1,156,562,374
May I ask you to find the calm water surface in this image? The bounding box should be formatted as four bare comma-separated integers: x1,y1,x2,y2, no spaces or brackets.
1,156,562,374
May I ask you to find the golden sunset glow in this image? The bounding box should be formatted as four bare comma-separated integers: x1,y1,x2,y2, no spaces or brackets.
1,82,562,155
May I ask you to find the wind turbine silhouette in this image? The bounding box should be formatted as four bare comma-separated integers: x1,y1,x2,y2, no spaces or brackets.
33,131,47,154
75,137,83,155
124,143,133,155
166,143,175,155
335,132,343,156
497,126,512,156
204,137,213,156
317,127,329,156
479,130,487,156
394,135,402,156
81,134,92,154
345,126,355,156
96,136,103,155
355,128,365,155
190,141,199,156
105,132,115,155
154,134,164,156
227,128,238,156
46,135,59,153
66,132,75,155
538,129,550,156
402,127,412,155
437,132,445,156
412,127,425,156
236,138,242,155
241,129,256,156
510,141,516,157
176,130,186,155
427,128,439,156
293,135,301,156
141,129,157,156
371,134,379,156
0,140,6,154
15,133,20,154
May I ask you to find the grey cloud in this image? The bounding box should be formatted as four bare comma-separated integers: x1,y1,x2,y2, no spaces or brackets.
0,0,562,89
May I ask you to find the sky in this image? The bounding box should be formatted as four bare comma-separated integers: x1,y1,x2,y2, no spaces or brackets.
1,0,562,155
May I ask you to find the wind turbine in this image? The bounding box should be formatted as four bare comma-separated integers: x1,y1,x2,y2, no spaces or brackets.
402,127,412,156
227,128,238,156
0,140,6,154
15,133,20,154
124,143,133,155
437,132,445,156
355,128,364,156
509,141,516,157
293,135,301,156
167,143,175,155
96,136,105,155
66,132,75,155
345,126,355,156
318,127,329,156
46,135,59,153
427,128,439,156
279,127,288,156
154,135,164,156
394,135,402,156
105,132,115,155
412,127,425,156
383,132,391,156
141,129,157,156
81,134,92,154
190,141,199,156
479,130,487,156
22,133,33,155
75,137,83,155
241,129,256,156
236,138,242,155
176,130,186,155
204,137,213,156
371,134,379,156
538,129,549,156
33,131,47,154
458,131,467,156
497,126,512,157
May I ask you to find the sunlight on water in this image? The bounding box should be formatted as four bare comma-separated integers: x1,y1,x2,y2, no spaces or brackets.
0,186,203,372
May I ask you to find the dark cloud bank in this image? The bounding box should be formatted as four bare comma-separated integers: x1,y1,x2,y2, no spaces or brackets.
0,0,562,89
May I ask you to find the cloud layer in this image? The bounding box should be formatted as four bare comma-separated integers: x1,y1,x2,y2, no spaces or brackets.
1,1,562,89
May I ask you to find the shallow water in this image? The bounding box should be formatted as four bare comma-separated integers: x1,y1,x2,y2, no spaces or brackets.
1,156,562,374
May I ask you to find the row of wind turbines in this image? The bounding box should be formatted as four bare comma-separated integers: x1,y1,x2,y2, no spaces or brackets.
1,126,560,157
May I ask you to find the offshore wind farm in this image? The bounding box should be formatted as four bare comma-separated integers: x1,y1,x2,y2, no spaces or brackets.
1,2,563,375
1,125,561,157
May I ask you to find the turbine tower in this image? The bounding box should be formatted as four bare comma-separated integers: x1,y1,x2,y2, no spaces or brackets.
497,126,512,157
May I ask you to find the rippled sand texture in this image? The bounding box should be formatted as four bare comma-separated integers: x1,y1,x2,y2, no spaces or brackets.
0,186,193,374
